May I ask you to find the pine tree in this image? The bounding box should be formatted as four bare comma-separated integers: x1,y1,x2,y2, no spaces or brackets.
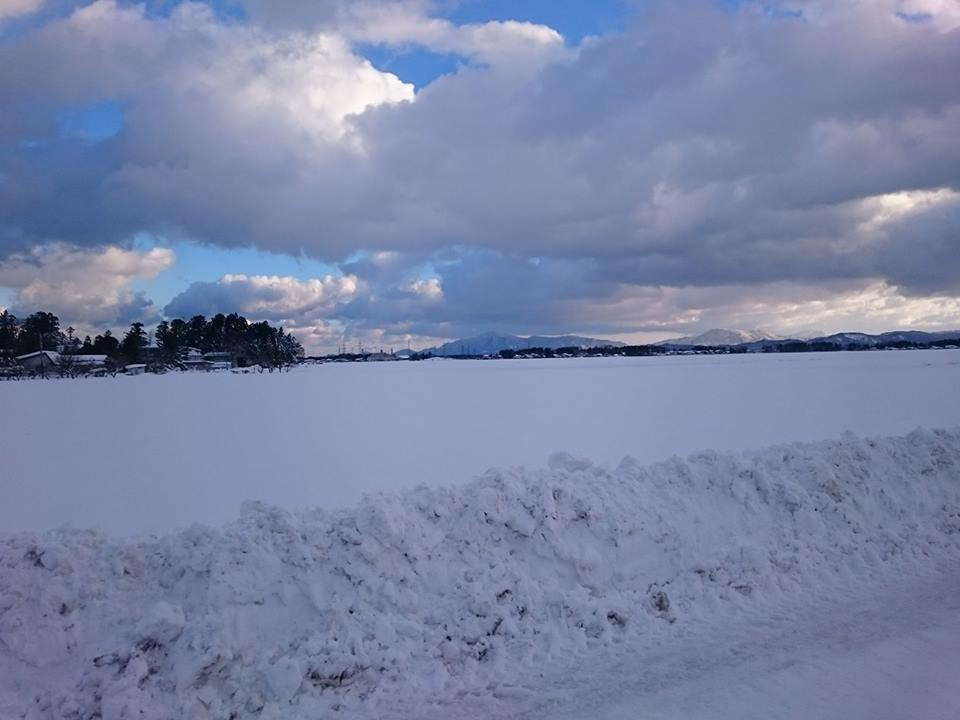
18,312,62,353
93,330,120,357
186,315,206,350
120,322,148,363
63,326,81,354
0,310,19,353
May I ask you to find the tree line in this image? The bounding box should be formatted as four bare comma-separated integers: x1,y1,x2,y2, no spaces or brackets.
0,309,303,369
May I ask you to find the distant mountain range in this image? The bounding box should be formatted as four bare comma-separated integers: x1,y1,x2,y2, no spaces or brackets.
758,330,960,348
422,332,624,356
659,328,960,349
656,329,783,347
412,328,960,358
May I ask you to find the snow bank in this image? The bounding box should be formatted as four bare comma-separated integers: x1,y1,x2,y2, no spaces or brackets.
2,428,960,719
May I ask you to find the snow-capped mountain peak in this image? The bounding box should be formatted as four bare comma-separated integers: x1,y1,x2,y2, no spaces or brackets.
658,328,782,347
424,332,623,356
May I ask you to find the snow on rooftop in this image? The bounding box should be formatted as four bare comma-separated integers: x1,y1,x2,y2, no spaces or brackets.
14,350,59,361
14,351,107,364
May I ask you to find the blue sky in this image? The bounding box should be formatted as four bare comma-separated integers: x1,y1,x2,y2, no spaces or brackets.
56,100,125,143
361,0,634,87
446,0,634,40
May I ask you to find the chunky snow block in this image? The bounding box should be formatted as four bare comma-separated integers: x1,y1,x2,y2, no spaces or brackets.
2,428,959,718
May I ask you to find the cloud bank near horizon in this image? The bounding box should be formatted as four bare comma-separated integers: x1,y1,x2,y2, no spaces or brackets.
1,0,959,351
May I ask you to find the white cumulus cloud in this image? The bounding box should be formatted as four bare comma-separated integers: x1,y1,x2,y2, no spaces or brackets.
0,243,174,330
0,0,42,22
164,273,362,322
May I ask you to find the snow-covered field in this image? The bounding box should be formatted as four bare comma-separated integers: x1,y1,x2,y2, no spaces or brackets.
2,349,960,534
2,350,960,719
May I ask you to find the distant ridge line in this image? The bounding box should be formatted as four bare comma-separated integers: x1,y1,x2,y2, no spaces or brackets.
658,328,960,348
422,332,624,356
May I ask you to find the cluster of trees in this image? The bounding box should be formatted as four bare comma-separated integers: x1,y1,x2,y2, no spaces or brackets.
0,310,65,356
764,338,960,353
496,345,672,359
409,344,698,361
152,313,304,367
417,345,677,360
0,309,303,369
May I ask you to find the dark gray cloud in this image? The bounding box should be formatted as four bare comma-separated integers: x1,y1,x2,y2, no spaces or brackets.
875,196,960,294
1,0,959,346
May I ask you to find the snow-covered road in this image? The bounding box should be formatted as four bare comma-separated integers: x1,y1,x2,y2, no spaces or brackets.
544,559,960,720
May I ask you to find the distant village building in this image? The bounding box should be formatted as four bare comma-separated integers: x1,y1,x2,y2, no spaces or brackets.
60,355,109,373
202,351,232,363
182,359,212,371
15,351,108,374
203,350,251,368
181,347,211,371
231,364,263,374
16,350,61,372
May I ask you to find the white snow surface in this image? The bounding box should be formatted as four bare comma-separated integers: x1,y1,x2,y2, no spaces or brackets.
4,350,960,535
2,427,960,719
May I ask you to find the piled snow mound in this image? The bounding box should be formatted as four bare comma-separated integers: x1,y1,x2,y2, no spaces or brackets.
3,429,960,719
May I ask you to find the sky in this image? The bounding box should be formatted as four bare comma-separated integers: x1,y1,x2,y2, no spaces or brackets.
0,0,959,353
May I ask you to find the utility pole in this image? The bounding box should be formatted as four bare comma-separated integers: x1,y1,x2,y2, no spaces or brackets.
38,331,45,378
